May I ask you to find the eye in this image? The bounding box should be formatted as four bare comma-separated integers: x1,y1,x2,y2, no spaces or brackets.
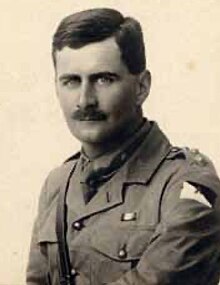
96,75,116,86
61,76,81,88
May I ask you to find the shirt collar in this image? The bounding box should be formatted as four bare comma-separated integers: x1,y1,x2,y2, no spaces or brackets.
79,120,172,185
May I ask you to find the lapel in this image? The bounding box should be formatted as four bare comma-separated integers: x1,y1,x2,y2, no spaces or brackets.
67,122,172,223
69,165,126,223
126,122,172,184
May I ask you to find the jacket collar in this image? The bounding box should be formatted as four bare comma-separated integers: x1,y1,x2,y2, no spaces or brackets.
124,121,172,184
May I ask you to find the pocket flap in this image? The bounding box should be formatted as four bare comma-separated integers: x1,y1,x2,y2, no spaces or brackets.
91,225,156,261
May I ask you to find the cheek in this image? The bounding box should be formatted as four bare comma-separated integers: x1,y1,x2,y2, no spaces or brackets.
57,90,77,116
99,84,135,111
100,86,136,117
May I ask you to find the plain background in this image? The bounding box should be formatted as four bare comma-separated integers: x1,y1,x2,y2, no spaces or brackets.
0,0,220,284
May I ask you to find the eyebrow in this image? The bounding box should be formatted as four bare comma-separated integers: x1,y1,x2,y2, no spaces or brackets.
59,74,80,81
91,72,120,80
59,72,121,82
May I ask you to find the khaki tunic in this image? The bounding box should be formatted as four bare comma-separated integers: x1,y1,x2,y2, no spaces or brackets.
26,122,220,284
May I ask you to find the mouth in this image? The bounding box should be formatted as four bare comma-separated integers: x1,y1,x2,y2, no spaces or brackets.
78,116,106,122
72,110,107,121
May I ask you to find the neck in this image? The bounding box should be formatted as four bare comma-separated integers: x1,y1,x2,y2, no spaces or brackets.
82,117,149,159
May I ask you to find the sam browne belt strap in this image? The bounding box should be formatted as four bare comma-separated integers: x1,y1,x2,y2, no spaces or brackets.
56,162,77,285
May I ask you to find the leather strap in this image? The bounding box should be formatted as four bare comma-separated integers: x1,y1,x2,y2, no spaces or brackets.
56,162,77,285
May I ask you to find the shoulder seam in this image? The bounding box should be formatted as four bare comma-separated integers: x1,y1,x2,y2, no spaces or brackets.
63,151,80,164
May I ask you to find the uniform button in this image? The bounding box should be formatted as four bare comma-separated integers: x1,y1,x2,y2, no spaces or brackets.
72,221,82,230
118,248,127,259
120,153,127,161
71,268,77,276
171,147,179,152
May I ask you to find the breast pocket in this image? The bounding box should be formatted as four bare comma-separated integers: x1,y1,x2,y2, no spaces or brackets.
90,223,156,284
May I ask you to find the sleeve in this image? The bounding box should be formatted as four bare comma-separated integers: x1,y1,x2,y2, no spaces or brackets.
26,177,51,285
107,168,220,284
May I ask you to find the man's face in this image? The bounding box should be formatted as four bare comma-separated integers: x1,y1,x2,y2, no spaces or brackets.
55,37,145,145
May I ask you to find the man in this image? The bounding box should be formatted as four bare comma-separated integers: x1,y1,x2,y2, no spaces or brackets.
26,8,220,285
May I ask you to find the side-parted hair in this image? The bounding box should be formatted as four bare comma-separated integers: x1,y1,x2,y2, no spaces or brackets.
52,8,146,75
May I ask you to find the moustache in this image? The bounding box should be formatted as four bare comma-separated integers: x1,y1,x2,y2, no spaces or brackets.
71,108,107,121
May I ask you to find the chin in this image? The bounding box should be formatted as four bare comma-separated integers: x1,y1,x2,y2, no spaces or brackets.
72,127,110,145
68,120,127,145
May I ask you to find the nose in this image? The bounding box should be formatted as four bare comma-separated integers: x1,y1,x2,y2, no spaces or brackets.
77,80,98,109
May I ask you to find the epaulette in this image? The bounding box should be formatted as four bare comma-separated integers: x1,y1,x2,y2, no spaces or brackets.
166,146,209,166
63,151,80,164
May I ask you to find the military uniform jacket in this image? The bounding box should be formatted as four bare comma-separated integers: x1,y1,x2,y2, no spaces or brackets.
26,122,220,285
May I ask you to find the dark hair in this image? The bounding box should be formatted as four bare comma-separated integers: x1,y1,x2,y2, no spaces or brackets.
52,8,146,74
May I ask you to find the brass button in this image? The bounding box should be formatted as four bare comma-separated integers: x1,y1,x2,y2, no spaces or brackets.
171,147,179,152
71,268,77,276
120,153,127,161
73,221,82,230
118,248,127,259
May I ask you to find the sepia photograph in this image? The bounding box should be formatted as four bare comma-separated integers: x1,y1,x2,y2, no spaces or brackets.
0,1,220,284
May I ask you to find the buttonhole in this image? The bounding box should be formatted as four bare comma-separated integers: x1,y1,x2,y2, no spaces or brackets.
106,192,111,203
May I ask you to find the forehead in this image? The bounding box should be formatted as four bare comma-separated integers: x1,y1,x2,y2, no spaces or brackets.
55,37,129,75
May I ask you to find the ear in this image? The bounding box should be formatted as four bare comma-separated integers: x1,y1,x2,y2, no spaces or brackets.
136,70,151,106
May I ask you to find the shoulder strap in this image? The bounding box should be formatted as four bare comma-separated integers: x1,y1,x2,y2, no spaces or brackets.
56,161,77,285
